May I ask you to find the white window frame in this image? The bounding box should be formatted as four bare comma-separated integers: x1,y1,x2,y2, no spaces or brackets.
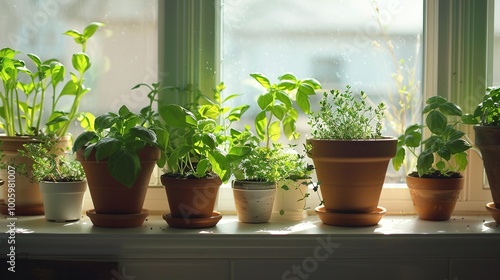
136,0,494,215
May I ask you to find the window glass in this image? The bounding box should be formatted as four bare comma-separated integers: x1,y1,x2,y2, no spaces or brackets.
493,0,500,84
0,0,158,137
222,0,424,183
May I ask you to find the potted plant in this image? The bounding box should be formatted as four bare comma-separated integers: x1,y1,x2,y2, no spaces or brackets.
306,85,396,227
0,22,102,215
155,82,252,228
72,95,162,227
468,86,500,223
393,96,472,221
19,136,86,222
271,144,314,221
229,73,321,223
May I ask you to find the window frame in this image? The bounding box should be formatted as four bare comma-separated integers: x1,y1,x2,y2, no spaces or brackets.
146,0,493,214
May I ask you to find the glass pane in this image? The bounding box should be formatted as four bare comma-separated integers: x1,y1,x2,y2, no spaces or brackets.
493,0,500,85
222,0,424,183
0,0,158,137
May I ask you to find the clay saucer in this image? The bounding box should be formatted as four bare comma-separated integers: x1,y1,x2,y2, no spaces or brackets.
86,209,149,228
315,205,386,227
0,199,44,216
163,211,222,229
485,202,500,224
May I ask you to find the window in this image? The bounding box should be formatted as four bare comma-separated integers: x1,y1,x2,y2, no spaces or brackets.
0,1,493,213
0,0,158,136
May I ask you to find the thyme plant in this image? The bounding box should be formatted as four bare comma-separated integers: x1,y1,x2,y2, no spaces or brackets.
309,85,386,140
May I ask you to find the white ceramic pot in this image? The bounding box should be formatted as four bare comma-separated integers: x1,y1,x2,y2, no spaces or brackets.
40,180,87,222
272,179,309,221
232,180,276,223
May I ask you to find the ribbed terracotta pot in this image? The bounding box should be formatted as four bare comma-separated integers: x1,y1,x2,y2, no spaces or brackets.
0,136,71,215
76,145,160,215
406,175,464,221
306,137,397,213
474,126,500,209
233,180,276,223
161,175,222,219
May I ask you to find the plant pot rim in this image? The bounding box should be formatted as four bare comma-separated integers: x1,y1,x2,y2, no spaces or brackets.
232,180,276,190
306,136,397,142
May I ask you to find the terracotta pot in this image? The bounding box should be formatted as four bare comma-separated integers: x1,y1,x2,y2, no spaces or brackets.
161,175,222,219
76,145,160,215
0,135,71,215
40,180,87,222
272,179,308,221
474,126,500,208
233,180,276,223
406,175,464,221
306,137,397,213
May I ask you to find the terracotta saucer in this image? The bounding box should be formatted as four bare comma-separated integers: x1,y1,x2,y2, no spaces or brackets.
163,211,222,229
315,205,386,227
485,202,500,224
0,199,44,216
86,209,149,228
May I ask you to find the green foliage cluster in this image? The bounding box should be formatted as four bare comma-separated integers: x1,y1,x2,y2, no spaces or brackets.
393,96,472,177
309,85,386,140
158,82,251,182
250,72,321,148
73,104,160,188
0,22,103,137
20,135,85,182
472,86,500,126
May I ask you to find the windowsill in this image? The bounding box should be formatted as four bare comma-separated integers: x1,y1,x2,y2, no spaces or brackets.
3,213,500,260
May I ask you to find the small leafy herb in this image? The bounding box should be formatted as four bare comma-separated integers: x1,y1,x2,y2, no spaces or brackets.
393,96,472,177
20,136,85,182
309,85,386,140
471,86,500,126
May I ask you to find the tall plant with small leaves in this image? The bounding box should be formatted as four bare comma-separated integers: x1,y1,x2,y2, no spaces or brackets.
309,85,386,140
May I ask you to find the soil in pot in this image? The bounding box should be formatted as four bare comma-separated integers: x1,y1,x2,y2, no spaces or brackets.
233,180,276,223
406,174,464,221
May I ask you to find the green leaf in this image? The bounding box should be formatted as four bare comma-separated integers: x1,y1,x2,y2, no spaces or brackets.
417,151,434,177
269,121,281,142
72,53,90,74
254,111,267,140
95,138,122,161
455,152,468,172
271,105,286,120
250,73,271,89
283,115,297,140
439,102,462,116
461,113,479,125
426,110,447,134
159,104,197,127
296,90,311,114
27,53,42,67
392,147,406,171
64,29,82,39
129,126,157,144
50,62,65,87
257,92,273,110
278,73,297,83
72,131,98,152
108,150,140,188
226,146,251,162
195,158,210,178
94,113,116,130
46,114,69,126
447,139,471,153
275,90,293,109
83,22,104,39
59,79,78,97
